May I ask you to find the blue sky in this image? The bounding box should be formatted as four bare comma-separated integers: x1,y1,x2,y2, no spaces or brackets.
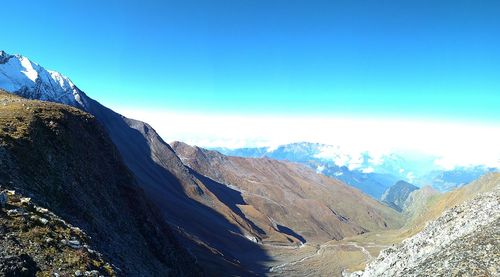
2,0,500,122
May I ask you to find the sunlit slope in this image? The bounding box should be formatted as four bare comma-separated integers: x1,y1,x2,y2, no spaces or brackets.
171,141,404,245
402,172,499,236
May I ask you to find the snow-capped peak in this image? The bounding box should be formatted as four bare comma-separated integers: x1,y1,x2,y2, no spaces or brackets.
0,51,87,109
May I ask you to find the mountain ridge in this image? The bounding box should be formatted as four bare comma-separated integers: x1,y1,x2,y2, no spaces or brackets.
0,50,298,274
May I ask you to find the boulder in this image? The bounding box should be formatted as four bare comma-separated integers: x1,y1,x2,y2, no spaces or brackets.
0,254,39,276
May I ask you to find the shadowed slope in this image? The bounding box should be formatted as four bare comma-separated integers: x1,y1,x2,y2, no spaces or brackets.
82,97,277,275
0,52,405,275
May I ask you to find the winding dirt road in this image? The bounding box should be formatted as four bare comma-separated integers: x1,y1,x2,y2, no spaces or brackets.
268,241,376,274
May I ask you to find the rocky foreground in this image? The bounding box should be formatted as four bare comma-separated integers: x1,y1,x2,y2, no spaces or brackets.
348,174,500,277
0,189,114,276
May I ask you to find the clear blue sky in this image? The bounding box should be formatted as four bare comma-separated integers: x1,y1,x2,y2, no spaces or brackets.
2,0,500,121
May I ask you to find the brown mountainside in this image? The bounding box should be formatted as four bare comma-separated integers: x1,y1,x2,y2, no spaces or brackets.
171,141,404,245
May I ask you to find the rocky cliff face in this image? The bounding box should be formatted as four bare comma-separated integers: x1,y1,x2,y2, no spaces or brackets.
0,91,200,276
348,173,500,277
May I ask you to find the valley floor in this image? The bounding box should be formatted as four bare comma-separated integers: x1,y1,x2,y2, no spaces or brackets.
261,229,405,276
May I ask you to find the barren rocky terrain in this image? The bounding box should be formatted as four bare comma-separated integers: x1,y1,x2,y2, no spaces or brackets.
0,189,114,276
350,173,499,277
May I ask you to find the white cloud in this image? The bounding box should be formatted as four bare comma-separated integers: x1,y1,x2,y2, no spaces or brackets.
369,155,385,166
316,165,325,174
313,145,369,169
347,153,364,170
266,145,279,153
362,167,375,173
113,107,500,170
407,171,415,183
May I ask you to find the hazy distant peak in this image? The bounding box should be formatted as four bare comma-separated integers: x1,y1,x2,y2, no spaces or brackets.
381,180,419,212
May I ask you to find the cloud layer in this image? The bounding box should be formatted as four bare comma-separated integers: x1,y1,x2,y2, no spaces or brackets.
116,108,500,170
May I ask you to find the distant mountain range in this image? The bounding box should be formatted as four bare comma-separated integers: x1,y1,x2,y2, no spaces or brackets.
213,142,497,198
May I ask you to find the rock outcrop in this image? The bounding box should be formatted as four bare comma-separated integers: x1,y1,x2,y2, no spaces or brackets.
0,189,115,276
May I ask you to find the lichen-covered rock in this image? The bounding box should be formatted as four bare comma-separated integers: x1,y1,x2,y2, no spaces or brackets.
0,254,39,276
0,190,115,276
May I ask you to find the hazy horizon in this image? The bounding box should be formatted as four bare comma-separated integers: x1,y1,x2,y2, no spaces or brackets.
114,107,499,170
2,0,499,170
